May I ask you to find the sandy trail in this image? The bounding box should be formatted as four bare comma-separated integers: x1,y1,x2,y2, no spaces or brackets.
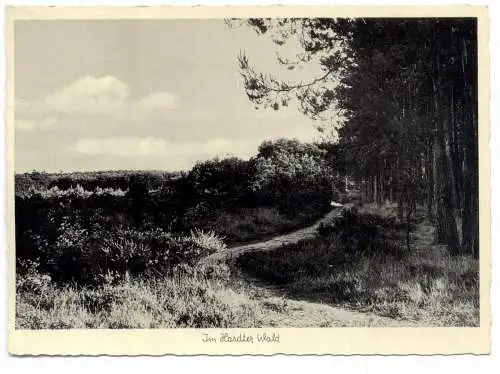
204,205,419,327
207,206,349,262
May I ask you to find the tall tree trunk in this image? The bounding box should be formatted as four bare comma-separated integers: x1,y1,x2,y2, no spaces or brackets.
388,159,393,204
396,153,404,221
432,67,461,254
426,131,435,218
460,33,479,258
443,99,463,249
432,134,446,242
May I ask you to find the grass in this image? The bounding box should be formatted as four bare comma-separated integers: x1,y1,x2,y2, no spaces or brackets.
16,264,392,329
205,207,312,244
16,202,479,328
16,262,265,329
18,259,362,328
189,229,228,253
15,206,334,329
236,204,479,326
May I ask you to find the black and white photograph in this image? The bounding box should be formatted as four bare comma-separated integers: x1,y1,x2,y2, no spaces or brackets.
6,5,490,355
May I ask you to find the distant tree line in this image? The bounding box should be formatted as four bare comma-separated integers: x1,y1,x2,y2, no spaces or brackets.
15,170,184,194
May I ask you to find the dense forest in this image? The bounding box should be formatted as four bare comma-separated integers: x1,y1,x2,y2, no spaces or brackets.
233,18,479,257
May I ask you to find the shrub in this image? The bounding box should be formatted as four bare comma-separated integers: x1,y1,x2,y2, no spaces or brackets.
236,238,335,284
186,157,257,211
183,205,332,245
189,229,227,253
184,207,299,244
126,175,149,226
16,259,52,293
26,219,228,285
251,138,334,217
180,201,214,230
317,206,406,260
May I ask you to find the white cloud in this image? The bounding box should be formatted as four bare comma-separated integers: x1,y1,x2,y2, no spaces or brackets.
16,120,37,131
40,76,180,121
38,117,58,130
16,117,57,131
137,92,179,111
16,74,320,171
45,75,129,114
71,136,262,161
74,137,168,156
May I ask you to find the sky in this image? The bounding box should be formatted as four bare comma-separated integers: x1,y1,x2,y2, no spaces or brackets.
14,19,327,173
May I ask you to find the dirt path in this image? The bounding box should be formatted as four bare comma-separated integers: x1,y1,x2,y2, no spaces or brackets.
204,205,418,327
206,206,348,263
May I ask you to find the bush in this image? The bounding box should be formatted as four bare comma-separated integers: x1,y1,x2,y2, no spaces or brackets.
317,206,406,260
180,201,214,231
237,206,413,288
186,157,257,212
189,229,227,253
251,138,334,218
22,219,227,285
16,259,52,293
236,237,336,284
182,207,297,244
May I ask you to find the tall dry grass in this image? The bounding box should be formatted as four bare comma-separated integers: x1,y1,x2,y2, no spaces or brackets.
16,261,265,329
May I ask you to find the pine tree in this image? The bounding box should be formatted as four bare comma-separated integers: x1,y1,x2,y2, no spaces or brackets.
229,18,479,257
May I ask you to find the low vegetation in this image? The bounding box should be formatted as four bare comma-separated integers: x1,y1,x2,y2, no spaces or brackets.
16,227,261,329
236,205,479,326
187,206,329,245
16,262,263,329
16,202,479,328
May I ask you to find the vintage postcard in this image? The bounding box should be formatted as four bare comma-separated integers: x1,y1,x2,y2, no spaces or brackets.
6,5,490,355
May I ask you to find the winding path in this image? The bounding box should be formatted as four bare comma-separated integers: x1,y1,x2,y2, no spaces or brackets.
204,205,419,327
206,206,349,263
